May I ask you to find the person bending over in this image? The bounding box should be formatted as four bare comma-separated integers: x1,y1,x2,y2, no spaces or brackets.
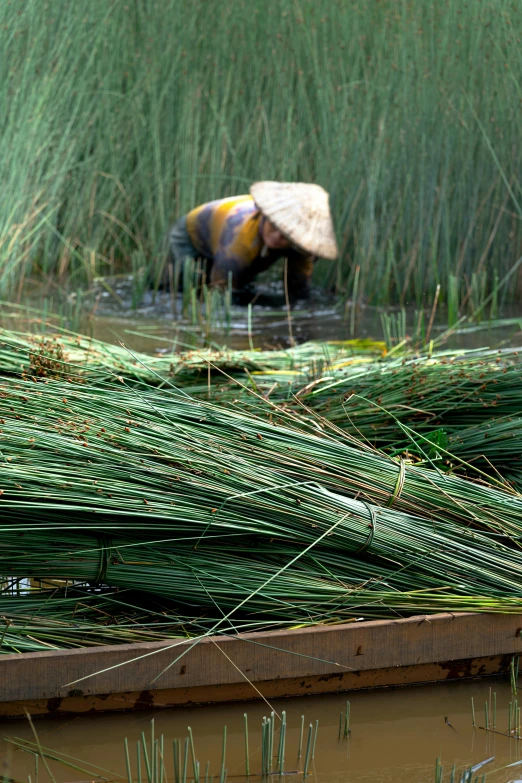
167,181,338,304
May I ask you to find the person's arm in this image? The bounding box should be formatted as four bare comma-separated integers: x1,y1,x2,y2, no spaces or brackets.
286,253,315,301
209,252,253,290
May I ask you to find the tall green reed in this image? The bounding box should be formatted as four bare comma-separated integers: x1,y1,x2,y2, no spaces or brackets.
1,0,522,306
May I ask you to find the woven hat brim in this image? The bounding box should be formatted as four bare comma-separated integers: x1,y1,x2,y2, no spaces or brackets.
250,181,339,260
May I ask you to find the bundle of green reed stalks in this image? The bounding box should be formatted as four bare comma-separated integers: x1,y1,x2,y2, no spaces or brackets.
5,327,520,478
261,346,522,486
0,371,521,535
0,365,522,628
3,514,522,634
190,347,522,489
297,346,522,431
9,329,515,486
0,328,385,386
0,587,204,654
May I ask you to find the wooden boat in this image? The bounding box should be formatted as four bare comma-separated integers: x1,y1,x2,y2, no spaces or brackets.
2,612,522,717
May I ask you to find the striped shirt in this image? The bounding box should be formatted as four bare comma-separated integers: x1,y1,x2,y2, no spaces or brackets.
185,195,314,296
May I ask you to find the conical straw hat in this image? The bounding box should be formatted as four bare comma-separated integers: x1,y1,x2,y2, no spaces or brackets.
250,181,338,260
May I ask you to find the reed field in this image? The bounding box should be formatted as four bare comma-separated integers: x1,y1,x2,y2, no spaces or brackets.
2,0,522,308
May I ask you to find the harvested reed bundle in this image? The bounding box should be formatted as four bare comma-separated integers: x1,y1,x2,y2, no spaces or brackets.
0,588,197,653
2,368,522,628
0,374,520,539
3,482,522,603
298,346,522,440
446,417,522,490
289,347,522,486
449,416,522,463
2,531,522,626
0,329,384,386
0,371,521,601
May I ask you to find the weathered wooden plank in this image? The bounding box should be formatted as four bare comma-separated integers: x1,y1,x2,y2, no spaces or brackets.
1,613,521,711
0,654,512,717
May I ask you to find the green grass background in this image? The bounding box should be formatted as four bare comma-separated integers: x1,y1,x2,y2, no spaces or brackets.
1,0,521,306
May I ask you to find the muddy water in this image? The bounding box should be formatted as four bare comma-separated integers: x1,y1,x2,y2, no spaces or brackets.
2,678,522,782
2,286,522,354
83,301,522,354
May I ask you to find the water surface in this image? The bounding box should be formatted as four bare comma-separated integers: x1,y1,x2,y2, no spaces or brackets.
2,678,522,782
